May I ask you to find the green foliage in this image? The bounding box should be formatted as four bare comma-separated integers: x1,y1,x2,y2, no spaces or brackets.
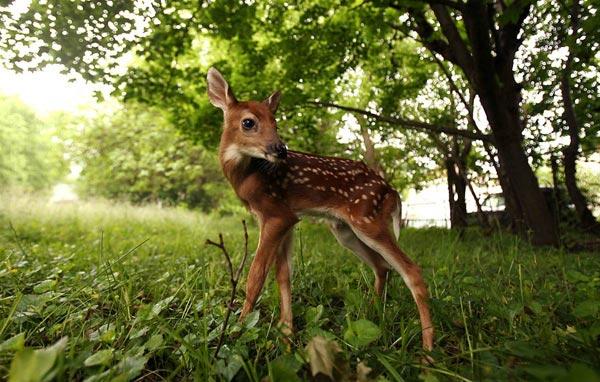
0,94,68,190
1,191,599,380
8,337,68,382
0,0,472,194
343,319,381,348
522,0,600,163
70,105,234,211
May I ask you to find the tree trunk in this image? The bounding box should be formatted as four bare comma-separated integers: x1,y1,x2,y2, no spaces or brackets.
472,63,557,244
486,112,558,245
559,0,600,235
446,157,468,229
463,3,558,246
406,1,558,245
563,140,600,234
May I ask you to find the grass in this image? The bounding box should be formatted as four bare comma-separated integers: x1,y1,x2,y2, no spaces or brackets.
0,191,599,381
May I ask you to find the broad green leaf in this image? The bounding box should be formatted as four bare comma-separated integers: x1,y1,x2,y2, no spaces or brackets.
150,296,174,318
145,334,163,351
216,353,244,381
244,310,260,329
573,301,598,318
8,337,68,382
305,304,324,326
343,319,381,348
523,364,568,380
89,324,116,344
0,333,25,352
269,354,303,382
129,327,149,340
115,355,148,380
528,301,543,315
33,280,57,294
559,364,600,382
84,349,113,367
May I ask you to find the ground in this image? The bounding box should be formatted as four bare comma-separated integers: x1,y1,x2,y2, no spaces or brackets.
0,191,599,381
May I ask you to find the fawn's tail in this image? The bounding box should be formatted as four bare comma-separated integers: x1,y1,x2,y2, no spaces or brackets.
392,194,402,240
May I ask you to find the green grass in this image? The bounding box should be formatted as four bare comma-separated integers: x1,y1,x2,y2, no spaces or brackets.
1,191,599,381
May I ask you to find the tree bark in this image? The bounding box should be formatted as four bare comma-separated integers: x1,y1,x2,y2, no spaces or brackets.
559,0,600,234
405,1,558,245
452,2,558,245
446,157,468,228
436,60,524,231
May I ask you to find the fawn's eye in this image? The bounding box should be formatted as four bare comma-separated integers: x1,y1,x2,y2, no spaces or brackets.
241,119,255,130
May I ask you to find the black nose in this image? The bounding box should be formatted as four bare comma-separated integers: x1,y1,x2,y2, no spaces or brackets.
270,142,287,159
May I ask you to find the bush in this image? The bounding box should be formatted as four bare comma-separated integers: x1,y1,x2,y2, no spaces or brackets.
71,105,232,211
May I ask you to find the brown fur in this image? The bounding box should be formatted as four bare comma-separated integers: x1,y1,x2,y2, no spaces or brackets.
207,68,434,352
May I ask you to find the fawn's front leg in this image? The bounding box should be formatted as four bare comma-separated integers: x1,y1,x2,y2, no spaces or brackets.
240,217,295,321
274,230,294,335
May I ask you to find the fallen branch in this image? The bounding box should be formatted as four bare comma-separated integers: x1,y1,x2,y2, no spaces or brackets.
206,220,250,360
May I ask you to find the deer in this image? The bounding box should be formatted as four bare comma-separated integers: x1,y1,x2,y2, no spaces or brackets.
206,67,434,353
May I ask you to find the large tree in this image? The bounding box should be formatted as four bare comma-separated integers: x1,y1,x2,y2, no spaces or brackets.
524,0,600,234
6,0,599,245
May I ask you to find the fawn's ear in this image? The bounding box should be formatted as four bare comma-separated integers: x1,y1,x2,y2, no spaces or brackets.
264,90,281,114
207,67,237,111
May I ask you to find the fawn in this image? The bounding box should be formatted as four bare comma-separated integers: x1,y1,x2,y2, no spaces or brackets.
207,67,434,352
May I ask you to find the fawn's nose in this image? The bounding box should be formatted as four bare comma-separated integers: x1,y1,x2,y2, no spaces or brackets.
269,142,287,159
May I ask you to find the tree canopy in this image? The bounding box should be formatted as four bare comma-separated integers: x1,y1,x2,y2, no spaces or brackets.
2,0,599,243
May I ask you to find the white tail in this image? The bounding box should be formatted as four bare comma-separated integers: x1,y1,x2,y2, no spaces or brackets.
392,197,402,240
207,67,434,352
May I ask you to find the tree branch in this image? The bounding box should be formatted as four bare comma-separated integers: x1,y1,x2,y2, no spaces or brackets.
206,220,250,360
406,8,460,66
498,0,531,58
430,4,475,73
462,1,497,91
307,101,494,143
426,0,465,11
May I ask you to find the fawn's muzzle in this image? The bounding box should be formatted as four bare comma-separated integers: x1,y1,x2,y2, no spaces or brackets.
268,142,287,159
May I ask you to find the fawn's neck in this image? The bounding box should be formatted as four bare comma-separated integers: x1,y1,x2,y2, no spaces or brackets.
219,141,249,186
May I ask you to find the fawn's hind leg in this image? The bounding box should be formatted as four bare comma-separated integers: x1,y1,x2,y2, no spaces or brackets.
349,221,434,351
328,219,391,296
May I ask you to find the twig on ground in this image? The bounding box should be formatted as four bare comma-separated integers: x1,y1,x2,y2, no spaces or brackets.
206,220,250,360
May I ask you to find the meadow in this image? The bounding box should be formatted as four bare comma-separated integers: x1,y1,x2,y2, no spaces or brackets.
0,191,599,381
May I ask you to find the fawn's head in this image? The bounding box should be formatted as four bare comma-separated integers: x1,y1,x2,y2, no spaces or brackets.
207,67,287,164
